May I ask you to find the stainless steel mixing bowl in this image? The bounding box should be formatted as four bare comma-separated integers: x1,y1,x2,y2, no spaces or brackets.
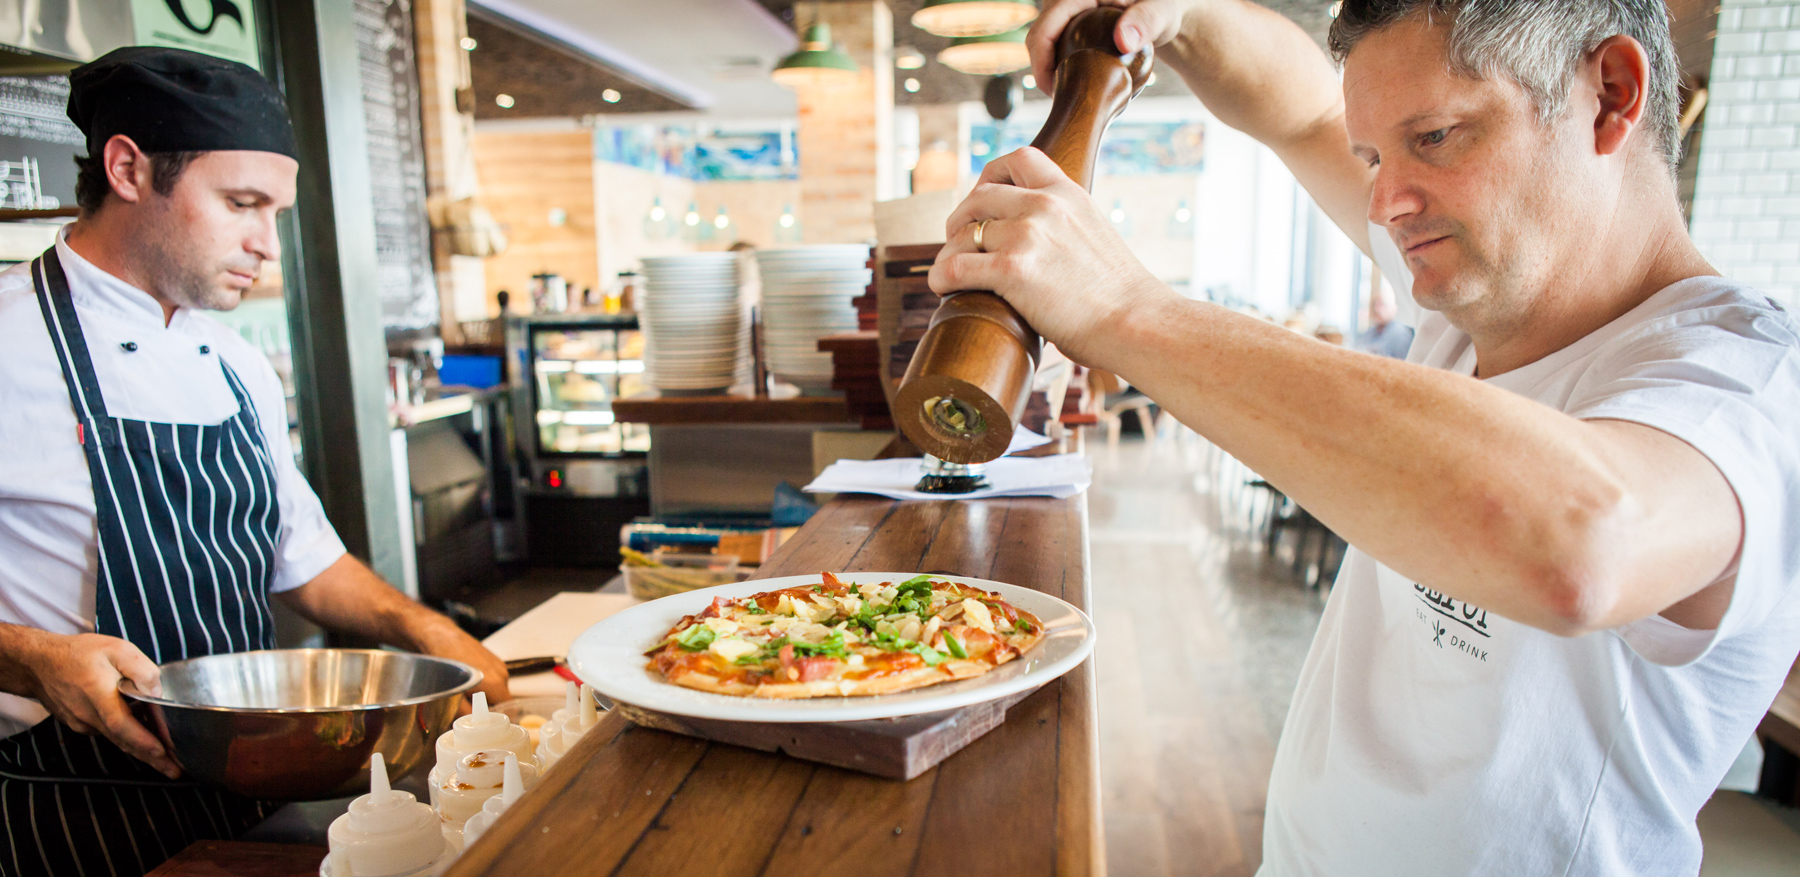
119,649,481,801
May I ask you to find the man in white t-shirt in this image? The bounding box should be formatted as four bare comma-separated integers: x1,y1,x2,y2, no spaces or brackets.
933,0,1800,874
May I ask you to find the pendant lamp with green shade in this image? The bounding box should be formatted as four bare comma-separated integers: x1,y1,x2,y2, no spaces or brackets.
937,26,1030,76
771,23,859,89
912,0,1038,39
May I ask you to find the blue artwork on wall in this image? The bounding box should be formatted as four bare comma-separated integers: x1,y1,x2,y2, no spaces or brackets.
969,120,1205,177
596,124,797,181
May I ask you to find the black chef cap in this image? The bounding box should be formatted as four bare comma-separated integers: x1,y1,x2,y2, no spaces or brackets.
67,46,297,160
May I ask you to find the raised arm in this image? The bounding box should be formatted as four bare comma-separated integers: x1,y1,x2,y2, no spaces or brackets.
1028,0,1375,252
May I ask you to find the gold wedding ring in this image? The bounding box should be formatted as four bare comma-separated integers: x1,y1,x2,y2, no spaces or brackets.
973,219,990,253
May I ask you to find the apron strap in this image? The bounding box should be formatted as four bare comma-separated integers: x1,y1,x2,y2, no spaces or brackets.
32,248,113,429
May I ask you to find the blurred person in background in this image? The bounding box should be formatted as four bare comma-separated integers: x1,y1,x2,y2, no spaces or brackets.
1356,280,1415,358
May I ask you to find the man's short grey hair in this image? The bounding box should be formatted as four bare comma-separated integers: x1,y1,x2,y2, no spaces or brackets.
1328,0,1682,171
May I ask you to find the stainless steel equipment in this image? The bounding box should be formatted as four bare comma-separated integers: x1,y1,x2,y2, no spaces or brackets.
119,649,480,801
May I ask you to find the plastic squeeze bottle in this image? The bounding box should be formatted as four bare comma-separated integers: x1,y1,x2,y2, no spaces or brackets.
435,746,539,832
320,752,453,877
460,753,525,847
533,681,578,768
535,683,600,773
427,692,537,812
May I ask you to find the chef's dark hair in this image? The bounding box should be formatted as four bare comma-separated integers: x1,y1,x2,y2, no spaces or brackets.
73,149,201,214
1327,0,1682,173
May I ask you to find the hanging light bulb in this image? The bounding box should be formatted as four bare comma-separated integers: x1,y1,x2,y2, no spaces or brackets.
1109,198,1134,238
684,202,701,227
938,27,1030,76
913,0,1038,38
895,45,927,70
713,206,731,230
644,196,670,240
775,203,802,242
772,22,859,89
1167,198,1193,240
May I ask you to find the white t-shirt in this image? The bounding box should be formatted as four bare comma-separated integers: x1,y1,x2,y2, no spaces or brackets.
0,233,347,737
1260,225,1800,876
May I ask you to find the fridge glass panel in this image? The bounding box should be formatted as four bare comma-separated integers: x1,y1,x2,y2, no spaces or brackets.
533,326,649,455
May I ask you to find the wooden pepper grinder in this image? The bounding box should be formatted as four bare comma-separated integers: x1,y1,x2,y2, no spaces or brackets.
894,7,1153,464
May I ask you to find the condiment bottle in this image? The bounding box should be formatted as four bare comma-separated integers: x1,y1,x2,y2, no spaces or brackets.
427,692,536,812
535,683,599,773
434,747,539,833
460,753,525,847
533,681,578,769
320,752,453,877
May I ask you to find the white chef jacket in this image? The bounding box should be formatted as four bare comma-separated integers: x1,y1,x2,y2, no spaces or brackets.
0,230,347,737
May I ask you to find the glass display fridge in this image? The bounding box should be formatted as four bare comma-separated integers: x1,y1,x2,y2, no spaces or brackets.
507,314,652,565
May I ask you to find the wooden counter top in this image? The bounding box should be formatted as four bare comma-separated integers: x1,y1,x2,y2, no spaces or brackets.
612,389,852,424
444,489,1099,876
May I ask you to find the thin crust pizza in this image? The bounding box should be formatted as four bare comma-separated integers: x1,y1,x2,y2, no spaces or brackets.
645,572,1045,698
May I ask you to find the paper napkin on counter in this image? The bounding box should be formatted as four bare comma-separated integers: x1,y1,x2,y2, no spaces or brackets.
804,454,1091,501
1006,426,1053,454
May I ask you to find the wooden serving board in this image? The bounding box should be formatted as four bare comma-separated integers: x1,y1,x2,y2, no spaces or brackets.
613,687,1035,780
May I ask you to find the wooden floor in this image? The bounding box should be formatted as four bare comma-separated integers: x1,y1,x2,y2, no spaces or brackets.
1089,437,1329,877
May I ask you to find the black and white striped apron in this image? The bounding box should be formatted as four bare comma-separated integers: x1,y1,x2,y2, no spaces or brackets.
0,249,285,876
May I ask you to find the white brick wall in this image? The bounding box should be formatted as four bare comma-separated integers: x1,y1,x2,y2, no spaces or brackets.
1691,0,1800,307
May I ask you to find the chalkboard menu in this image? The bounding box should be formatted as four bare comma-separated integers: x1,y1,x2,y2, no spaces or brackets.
354,0,439,333
0,75,82,209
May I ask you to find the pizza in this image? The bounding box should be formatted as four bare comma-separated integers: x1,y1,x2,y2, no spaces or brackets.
645,572,1045,698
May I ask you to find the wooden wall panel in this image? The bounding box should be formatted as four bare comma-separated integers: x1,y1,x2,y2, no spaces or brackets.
473,128,600,306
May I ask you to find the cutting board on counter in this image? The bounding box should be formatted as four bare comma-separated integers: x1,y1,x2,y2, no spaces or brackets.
147,841,325,876
612,687,1035,781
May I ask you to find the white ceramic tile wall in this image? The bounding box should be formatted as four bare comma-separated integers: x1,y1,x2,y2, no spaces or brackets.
1691,0,1800,307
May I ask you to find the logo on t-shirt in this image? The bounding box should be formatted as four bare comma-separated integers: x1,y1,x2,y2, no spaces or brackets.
1415,584,1491,661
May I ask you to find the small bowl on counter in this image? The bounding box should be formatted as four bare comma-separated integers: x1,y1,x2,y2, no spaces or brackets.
491,695,563,747
120,648,480,801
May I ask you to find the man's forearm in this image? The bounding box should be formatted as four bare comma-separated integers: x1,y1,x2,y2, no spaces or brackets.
1095,293,1740,635
276,554,449,650
277,554,511,702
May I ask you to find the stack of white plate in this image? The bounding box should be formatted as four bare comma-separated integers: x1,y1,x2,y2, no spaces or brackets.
638,253,742,394
756,244,871,394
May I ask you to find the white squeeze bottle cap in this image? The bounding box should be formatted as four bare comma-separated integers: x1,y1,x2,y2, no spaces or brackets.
323,753,446,877
579,683,598,731
452,693,517,748
462,753,527,847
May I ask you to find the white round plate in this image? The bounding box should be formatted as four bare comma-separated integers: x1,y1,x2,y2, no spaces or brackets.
643,253,739,265
567,572,1094,723
756,244,869,259
760,269,872,284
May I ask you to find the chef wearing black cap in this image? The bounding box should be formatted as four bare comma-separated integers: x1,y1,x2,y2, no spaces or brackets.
0,47,510,875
